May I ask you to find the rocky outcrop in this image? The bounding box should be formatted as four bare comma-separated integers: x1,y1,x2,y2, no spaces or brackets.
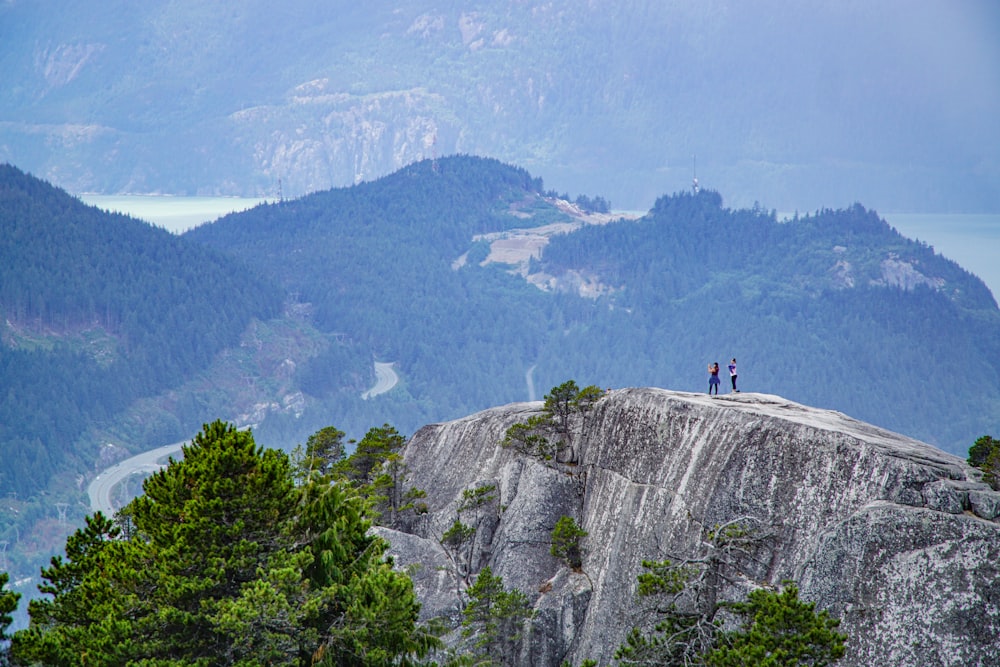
381,388,1000,666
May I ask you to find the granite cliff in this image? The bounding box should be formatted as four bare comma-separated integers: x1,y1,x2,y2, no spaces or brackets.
378,388,1000,666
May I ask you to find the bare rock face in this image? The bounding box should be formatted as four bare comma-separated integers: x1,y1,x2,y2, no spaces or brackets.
383,388,1000,666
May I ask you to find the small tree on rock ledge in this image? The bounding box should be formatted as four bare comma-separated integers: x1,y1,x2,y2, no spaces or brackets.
503,380,605,464
968,434,1000,490
551,516,588,571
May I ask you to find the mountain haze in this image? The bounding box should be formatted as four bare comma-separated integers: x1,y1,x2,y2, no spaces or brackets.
185,156,1000,455
1,1,997,213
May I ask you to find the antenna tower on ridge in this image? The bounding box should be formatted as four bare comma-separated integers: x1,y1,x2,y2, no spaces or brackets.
692,155,699,194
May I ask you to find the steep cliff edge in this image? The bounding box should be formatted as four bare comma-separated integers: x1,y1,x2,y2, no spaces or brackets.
379,388,1000,666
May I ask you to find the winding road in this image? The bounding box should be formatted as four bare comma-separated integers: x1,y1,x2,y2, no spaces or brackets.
361,361,399,399
86,440,186,516
87,360,400,515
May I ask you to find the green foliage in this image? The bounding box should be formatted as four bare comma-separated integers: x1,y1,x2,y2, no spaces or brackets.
461,566,534,666
968,435,1000,490
295,425,347,481
615,558,704,667
10,420,438,666
441,484,500,588
617,519,845,667
502,415,556,460
294,482,440,665
617,518,762,665
617,619,703,667
0,571,18,665
377,453,429,529
337,423,407,485
542,380,605,438
635,559,692,598
503,380,606,464
0,164,283,500
443,520,476,551
11,513,139,666
543,380,583,435
459,484,498,514
550,516,588,570
331,424,428,529
708,584,846,667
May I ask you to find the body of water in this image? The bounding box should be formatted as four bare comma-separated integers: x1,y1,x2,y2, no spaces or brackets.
79,194,269,234
882,213,1000,302
81,195,999,300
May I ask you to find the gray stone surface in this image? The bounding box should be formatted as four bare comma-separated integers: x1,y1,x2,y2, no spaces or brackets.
387,388,1000,666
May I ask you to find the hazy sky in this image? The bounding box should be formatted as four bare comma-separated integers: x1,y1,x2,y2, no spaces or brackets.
4,0,998,213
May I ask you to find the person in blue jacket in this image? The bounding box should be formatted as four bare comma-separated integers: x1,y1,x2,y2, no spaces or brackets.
708,362,720,395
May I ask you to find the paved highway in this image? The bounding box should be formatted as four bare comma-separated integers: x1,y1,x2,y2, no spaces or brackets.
87,440,186,516
361,361,398,399
87,360,399,517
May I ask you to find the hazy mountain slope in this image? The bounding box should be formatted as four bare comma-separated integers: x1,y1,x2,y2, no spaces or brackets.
185,156,562,434
0,163,283,499
531,191,1000,450
1,1,997,212
184,156,1000,453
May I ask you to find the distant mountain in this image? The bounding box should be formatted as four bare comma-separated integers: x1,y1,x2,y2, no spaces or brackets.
0,163,283,501
185,156,560,437
187,155,1000,454
1,1,997,212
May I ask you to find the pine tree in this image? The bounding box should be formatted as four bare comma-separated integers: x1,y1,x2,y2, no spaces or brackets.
295,425,347,481
461,566,534,666
126,420,298,661
707,584,846,666
551,516,588,570
0,572,19,666
11,420,439,666
968,435,1000,490
10,513,141,666
616,519,846,667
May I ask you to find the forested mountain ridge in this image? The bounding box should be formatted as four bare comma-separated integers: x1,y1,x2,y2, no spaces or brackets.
0,163,283,502
538,191,996,311
186,156,570,436
526,190,1000,449
185,156,1000,456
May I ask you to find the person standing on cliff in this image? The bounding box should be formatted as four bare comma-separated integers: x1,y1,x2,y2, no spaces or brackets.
708,362,720,395
728,358,738,393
